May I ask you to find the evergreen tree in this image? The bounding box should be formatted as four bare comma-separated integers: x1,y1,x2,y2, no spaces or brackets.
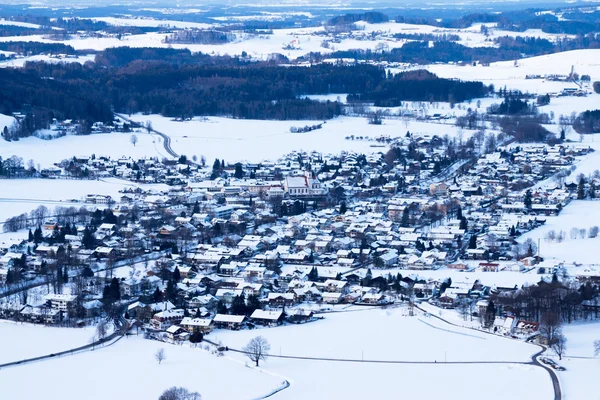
33,227,43,244
339,201,347,214
468,234,477,249
166,279,177,302
456,205,463,220
231,294,247,315
62,266,69,283
246,294,261,314
216,300,228,315
82,266,94,278
173,266,181,282
234,163,244,179
152,287,163,303
109,277,121,302
192,201,200,214
459,216,468,231
524,189,532,209
401,208,410,227
307,266,319,281
82,227,95,250
28,229,33,242
577,177,586,200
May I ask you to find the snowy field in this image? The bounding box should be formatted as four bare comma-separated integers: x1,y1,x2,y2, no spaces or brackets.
399,50,600,94
0,178,169,226
0,335,283,400
128,114,476,163
213,306,554,399
0,130,165,168
0,54,96,68
556,320,600,400
518,200,600,265
0,113,16,132
374,265,549,289
0,320,94,364
0,18,577,61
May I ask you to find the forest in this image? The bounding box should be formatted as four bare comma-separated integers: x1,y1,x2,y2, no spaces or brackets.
0,56,488,136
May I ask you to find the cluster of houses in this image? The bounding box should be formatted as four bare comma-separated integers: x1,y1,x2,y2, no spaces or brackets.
0,139,597,339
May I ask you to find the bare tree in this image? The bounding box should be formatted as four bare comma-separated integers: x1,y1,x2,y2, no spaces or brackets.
145,120,153,133
155,348,166,364
243,336,271,366
540,311,562,346
158,387,201,400
589,226,599,238
130,134,138,147
96,320,109,342
551,334,567,360
594,340,600,357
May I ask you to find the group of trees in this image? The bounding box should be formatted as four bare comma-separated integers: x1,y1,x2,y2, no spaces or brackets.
164,29,234,45
3,60,490,128
573,110,600,134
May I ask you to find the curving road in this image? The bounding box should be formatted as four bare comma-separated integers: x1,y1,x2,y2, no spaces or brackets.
0,316,130,370
115,113,179,158
208,306,561,400
414,303,561,400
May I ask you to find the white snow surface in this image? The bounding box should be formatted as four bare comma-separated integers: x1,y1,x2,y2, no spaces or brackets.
127,114,475,163
0,335,282,400
0,320,94,364
519,200,600,265
0,178,169,225
0,131,165,168
213,306,553,399
557,321,600,400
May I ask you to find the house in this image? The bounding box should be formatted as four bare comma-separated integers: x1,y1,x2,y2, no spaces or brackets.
180,317,213,334
44,294,77,312
250,309,284,326
268,292,296,307
321,292,342,304
514,320,539,336
151,309,185,330
285,309,314,324
361,292,385,304
323,279,348,293
166,325,189,341
82,300,103,318
213,314,245,330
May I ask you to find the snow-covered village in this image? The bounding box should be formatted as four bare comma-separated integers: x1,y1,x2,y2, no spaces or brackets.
1,1,600,399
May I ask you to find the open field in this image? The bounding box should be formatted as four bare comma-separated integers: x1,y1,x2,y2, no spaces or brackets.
213,306,553,399
518,200,600,265
0,320,94,364
128,114,476,163
0,334,282,400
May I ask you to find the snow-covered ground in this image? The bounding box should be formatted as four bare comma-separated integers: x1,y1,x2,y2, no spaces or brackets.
374,265,548,290
519,200,600,265
0,54,96,68
0,178,169,226
89,17,214,30
0,18,578,62
0,113,16,132
127,114,475,163
0,130,165,168
556,320,600,400
0,320,94,364
399,49,600,94
213,306,553,399
0,335,283,400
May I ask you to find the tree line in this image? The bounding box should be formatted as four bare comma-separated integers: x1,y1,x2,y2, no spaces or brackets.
2,59,487,127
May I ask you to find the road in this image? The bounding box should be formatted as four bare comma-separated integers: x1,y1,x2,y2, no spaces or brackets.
207,306,561,400
115,113,179,158
0,316,130,370
414,303,561,400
